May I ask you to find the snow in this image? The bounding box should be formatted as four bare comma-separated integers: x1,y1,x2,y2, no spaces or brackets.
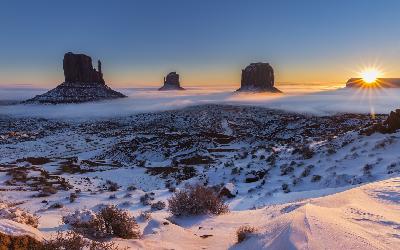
119,178,400,249
0,219,43,241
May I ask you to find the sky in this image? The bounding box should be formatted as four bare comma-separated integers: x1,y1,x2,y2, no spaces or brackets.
1,0,400,88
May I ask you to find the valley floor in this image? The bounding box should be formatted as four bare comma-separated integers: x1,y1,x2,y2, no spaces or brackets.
0,104,399,249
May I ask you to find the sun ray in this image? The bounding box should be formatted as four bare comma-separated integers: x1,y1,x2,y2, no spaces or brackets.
361,69,380,83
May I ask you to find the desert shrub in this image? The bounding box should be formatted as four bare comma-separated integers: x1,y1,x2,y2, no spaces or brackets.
105,180,119,192
64,205,141,239
236,225,256,243
126,185,137,191
301,165,314,177
42,231,119,250
280,165,294,175
48,203,63,209
140,193,154,206
293,146,314,159
99,205,140,239
168,184,229,216
363,164,373,175
311,175,322,182
282,183,290,193
0,232,42,250
69,193,78,203
151,201,166,211
37,186,58,197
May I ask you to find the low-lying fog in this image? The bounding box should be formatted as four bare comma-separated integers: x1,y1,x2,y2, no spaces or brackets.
1,86,400,119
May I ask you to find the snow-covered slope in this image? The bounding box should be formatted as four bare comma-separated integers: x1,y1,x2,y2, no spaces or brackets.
113,178,400,249
0,219,43,241
0,104,399,249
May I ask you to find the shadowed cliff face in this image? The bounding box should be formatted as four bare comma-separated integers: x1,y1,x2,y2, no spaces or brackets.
238,63,281,92
159,72,184,90
63,52,105,84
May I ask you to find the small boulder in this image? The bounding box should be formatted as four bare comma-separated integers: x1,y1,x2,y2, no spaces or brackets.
219,183,236,198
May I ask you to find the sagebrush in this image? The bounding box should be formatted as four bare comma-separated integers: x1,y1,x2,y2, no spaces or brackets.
236,225,256,243
42,231,119,250
168,184,229,216
63,205,141,239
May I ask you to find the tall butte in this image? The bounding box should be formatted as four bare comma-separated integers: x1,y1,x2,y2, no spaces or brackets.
237,62,281,92
159,72,184,90
25,52,126,104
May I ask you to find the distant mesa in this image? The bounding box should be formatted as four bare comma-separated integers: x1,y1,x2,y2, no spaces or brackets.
237,62,281,92
159,72,184,90
346,78,400,88
25,52,126,104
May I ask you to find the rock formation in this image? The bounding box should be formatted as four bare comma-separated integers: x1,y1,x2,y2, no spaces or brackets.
63,52,105,84
362,109,400,135
159,72,184,90
237,62,281,92
25,52,125,104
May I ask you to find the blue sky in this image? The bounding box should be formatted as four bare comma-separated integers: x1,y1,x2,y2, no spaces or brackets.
1,0,400,87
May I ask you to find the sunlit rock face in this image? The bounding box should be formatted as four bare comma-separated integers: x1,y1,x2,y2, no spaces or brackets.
237,62,281,92
25,52,126,104
346,78,400,88
159,72,184,90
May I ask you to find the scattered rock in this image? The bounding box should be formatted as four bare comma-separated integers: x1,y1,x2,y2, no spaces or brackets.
219,183,236,198
363,109,400,134
48,202,63,209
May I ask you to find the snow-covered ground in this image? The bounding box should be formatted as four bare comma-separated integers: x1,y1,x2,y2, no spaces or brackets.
0,88,400,249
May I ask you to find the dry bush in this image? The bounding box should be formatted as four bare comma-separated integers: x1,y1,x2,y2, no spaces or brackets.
42,231,119,250
69,193,78,203
236,225,256,243
64,205,141,240
0,232,42,250
151,201,166,211
168,184,229,216
105,180,119,192
99,205,140,239
37,186,58,197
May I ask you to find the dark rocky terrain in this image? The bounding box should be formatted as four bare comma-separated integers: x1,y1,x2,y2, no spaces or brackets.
25,52,126,104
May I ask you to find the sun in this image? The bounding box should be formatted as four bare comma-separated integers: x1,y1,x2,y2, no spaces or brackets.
361,68,380,83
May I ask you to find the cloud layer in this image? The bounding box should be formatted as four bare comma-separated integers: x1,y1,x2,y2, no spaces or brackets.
1,87,399,119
